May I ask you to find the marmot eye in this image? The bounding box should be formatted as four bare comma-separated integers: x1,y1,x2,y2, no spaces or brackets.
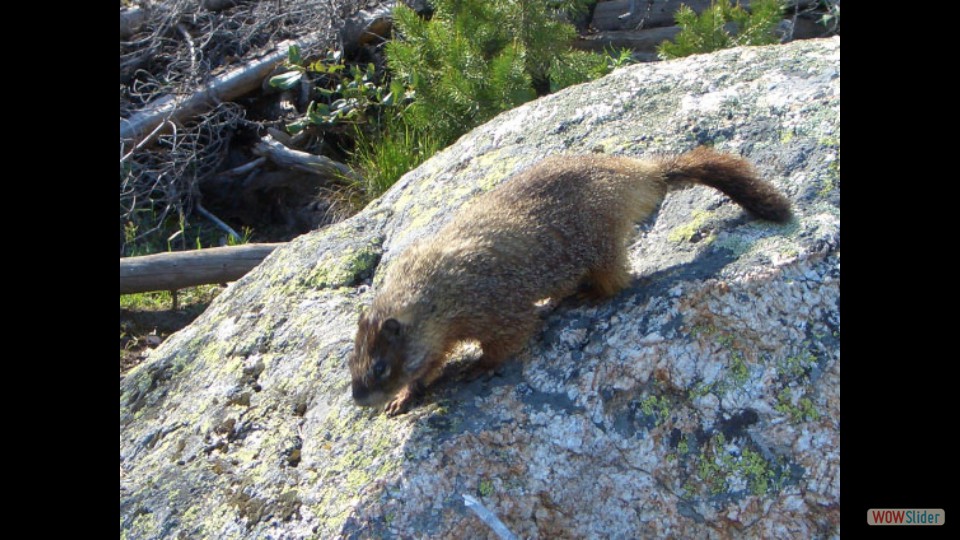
373,360,388,378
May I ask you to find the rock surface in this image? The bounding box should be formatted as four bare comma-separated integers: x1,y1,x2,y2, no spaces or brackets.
120,37,840,539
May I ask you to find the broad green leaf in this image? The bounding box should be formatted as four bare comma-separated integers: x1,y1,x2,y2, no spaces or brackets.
288,45,302,65
269,70,303,90
286,119,308,134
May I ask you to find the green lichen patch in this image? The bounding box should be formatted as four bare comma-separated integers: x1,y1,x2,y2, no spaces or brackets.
404,204,441,233
668,210,715,243
818,136,840,197
474,153,523,193
304,244,382,290
775,387,820,423
688,329,758,398
689,323,719,339
478,477,495,498
304,409,411,534
676,435,691,456
713,233,755,257
692,433,782,498
326,409,405,482
778,349,818,381
727,352,750,387
639,394,671,427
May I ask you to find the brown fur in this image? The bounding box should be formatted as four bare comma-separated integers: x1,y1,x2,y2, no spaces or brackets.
349,147,791,415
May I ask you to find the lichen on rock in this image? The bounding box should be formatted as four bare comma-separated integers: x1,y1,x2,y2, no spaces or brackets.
121,37,840,538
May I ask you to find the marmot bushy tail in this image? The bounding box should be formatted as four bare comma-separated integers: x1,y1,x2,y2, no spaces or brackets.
659,146,792,223
350,147,792,415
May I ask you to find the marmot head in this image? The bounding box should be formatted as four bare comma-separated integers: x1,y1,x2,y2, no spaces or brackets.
350,311,410,407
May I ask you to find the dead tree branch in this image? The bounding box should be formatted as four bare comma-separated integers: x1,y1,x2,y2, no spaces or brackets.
120,7,149,39
253,135,361,183
120,31,325,150
120,243,284,294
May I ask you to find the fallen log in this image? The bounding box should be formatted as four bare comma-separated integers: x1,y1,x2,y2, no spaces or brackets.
592,0,821,32
787,15,835,41
119,31,324,149
341,1,395,53
120,243,283,295
253,135,361,182
120,7,148,39
592,0,715,32
573,27,680,55
575,15,830,55
202,0,241,11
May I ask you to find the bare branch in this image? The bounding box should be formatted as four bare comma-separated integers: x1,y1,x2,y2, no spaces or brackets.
120,7,149,39
195,203,242,243
253,135,361,183
222,157,268,177
120,243,284,294
462,495,518,540
120,32,325,148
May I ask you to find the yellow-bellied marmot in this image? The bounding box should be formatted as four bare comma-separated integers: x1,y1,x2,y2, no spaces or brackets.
350,147,791,415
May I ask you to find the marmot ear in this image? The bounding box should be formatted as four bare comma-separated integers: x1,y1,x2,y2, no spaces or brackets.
382,318,402,338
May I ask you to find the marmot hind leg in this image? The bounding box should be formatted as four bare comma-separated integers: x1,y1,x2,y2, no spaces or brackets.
475,313,539,372
580,258,633,300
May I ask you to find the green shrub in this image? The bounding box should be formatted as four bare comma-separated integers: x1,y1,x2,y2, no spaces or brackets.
658,0,784,59
550,48,633,93
387,0,613,146
278,0,627,205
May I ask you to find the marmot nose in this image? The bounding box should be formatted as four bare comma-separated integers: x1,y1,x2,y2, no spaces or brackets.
352,382,370,404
